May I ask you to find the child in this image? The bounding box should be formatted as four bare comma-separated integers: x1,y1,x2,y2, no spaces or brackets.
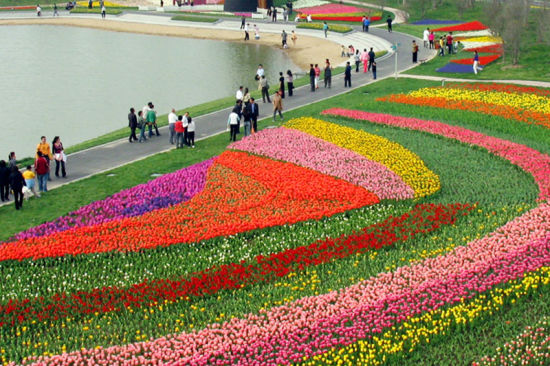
22,165,40,198
175,115,185,148
187,117,196,148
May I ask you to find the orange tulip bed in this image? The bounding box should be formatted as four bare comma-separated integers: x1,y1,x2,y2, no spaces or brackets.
1,81,550,365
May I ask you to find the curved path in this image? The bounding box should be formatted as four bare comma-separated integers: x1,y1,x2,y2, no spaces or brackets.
1,9,434,204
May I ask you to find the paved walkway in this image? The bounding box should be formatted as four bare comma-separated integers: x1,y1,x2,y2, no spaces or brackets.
2,10,434,206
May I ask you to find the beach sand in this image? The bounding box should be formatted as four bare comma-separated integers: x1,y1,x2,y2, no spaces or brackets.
0,18,342,70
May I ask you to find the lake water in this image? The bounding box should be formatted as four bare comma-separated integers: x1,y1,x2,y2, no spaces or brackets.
0,25,298,159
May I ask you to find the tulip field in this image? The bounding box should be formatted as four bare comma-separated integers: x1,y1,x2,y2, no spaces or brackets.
1,78,549,365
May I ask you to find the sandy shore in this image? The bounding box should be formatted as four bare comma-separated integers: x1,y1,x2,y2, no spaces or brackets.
0,18,342,70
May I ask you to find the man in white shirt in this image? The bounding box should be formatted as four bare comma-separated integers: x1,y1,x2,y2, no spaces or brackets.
235,86,244,101
168,108,178,145
256,64,265,79
423,28,430,48
182,112,190,146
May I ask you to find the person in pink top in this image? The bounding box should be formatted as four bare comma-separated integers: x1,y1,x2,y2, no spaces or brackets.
361,48,370,73
429,31,435,49
314,64,321,89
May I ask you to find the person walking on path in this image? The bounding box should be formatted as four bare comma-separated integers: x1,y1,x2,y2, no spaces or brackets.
9,166,25,210
446,32,454,55
248,98,259,133
272,91,283,122
386,15,392,32
0,160,10,202
244,23,250,41
323,22,329,38
439,36,445,56
175,115,184,148
227,110,240,142
23,165,40,198
368,48,375,72
240,15,246,29
52,136,67,178
324,59,332,88
361,48,369,73
182,112,190,146
412,40,419,63
168,108,178,144
35,151,49,193
260,75,271,103
101,4,106,18
309,64,315,92
36,136,52,181
137,110,147,142
354,50,361,72
473,50,483,74
429,31,435,49
423,28,430,48
291,30,297,46
272,7,277,22
53,3,59,16
37,4,41,16
314,64,321,89
344,61,352,88
147,103,160,137
278,72,285,98
128,107,138,143
254,24,260,40
281,30,288,48
242,100,252,137
286,70,294,97
372,61,377,80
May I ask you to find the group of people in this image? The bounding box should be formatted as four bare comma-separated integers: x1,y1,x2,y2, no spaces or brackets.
127,102,160,143
1,136,67,210
422,27,480,72
228,88,262,141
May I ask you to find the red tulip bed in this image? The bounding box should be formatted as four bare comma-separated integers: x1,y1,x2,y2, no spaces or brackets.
297,4,381,22
1,81,549,365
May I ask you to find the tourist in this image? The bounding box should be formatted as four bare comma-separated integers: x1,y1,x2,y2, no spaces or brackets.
254,24,260,40
260,75,270,103
88,0,92,8
36,136,52,180
363,16,370,32
9,166,25,210
256,64,265,79
164,108,176,144
8,152,17,169
354,49,361,72
128,107,138,143
272,91,283,122
423,28,430,48
247,97,259,133
362,16,366,31
53,3,59,16
344,61,352,87
52,136,67,178
272,7,277,22
368,47,375,71
412,40,419,63
372,61,377,79
187,117,195,148
240,15,245,29
227,110,240,142
439,36,445,56
35,151,49,193
243,87,251,106
309,64,315,92
182,111,190,146
291,30,297,46
147,102,160,137
23,165,40,198
175,115,184,148
473,50,483,74
279,72,285,98
341,45,346,57
323,22,328,38
101,4,106,18
386,15,392,32
286,70,294,97
236,86,244,101
314,64,320,89
242,100,252,137
306,14,312,23
0,160,9,202
283,7,288,22
361,48,369,73
244,23,250,41
446,32,453,55
37,4,41,16
348,45,354,57
429,31,435,49
281,30,288,48
137,110,147,142
232,99,243,134
324,59,332,88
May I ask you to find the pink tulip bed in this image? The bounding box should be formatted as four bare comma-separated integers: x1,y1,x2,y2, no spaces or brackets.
1,79,549,365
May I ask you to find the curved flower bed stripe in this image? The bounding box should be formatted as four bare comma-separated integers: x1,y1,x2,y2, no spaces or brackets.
301,267,550,365
436,63,476,73
411,19,463,25
0,151,379,261
6,159,214,244
322,109,550,200
0,203,470,328
297,4,366,14
299,14,381,21
464,44,504,54
450,82,550,96
450,54,501,65
285,117,440,198
25,203,550,365
473,316,550,366
460,36,502,44
229,127,414,200
431,21,488,32
377,93,550,129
